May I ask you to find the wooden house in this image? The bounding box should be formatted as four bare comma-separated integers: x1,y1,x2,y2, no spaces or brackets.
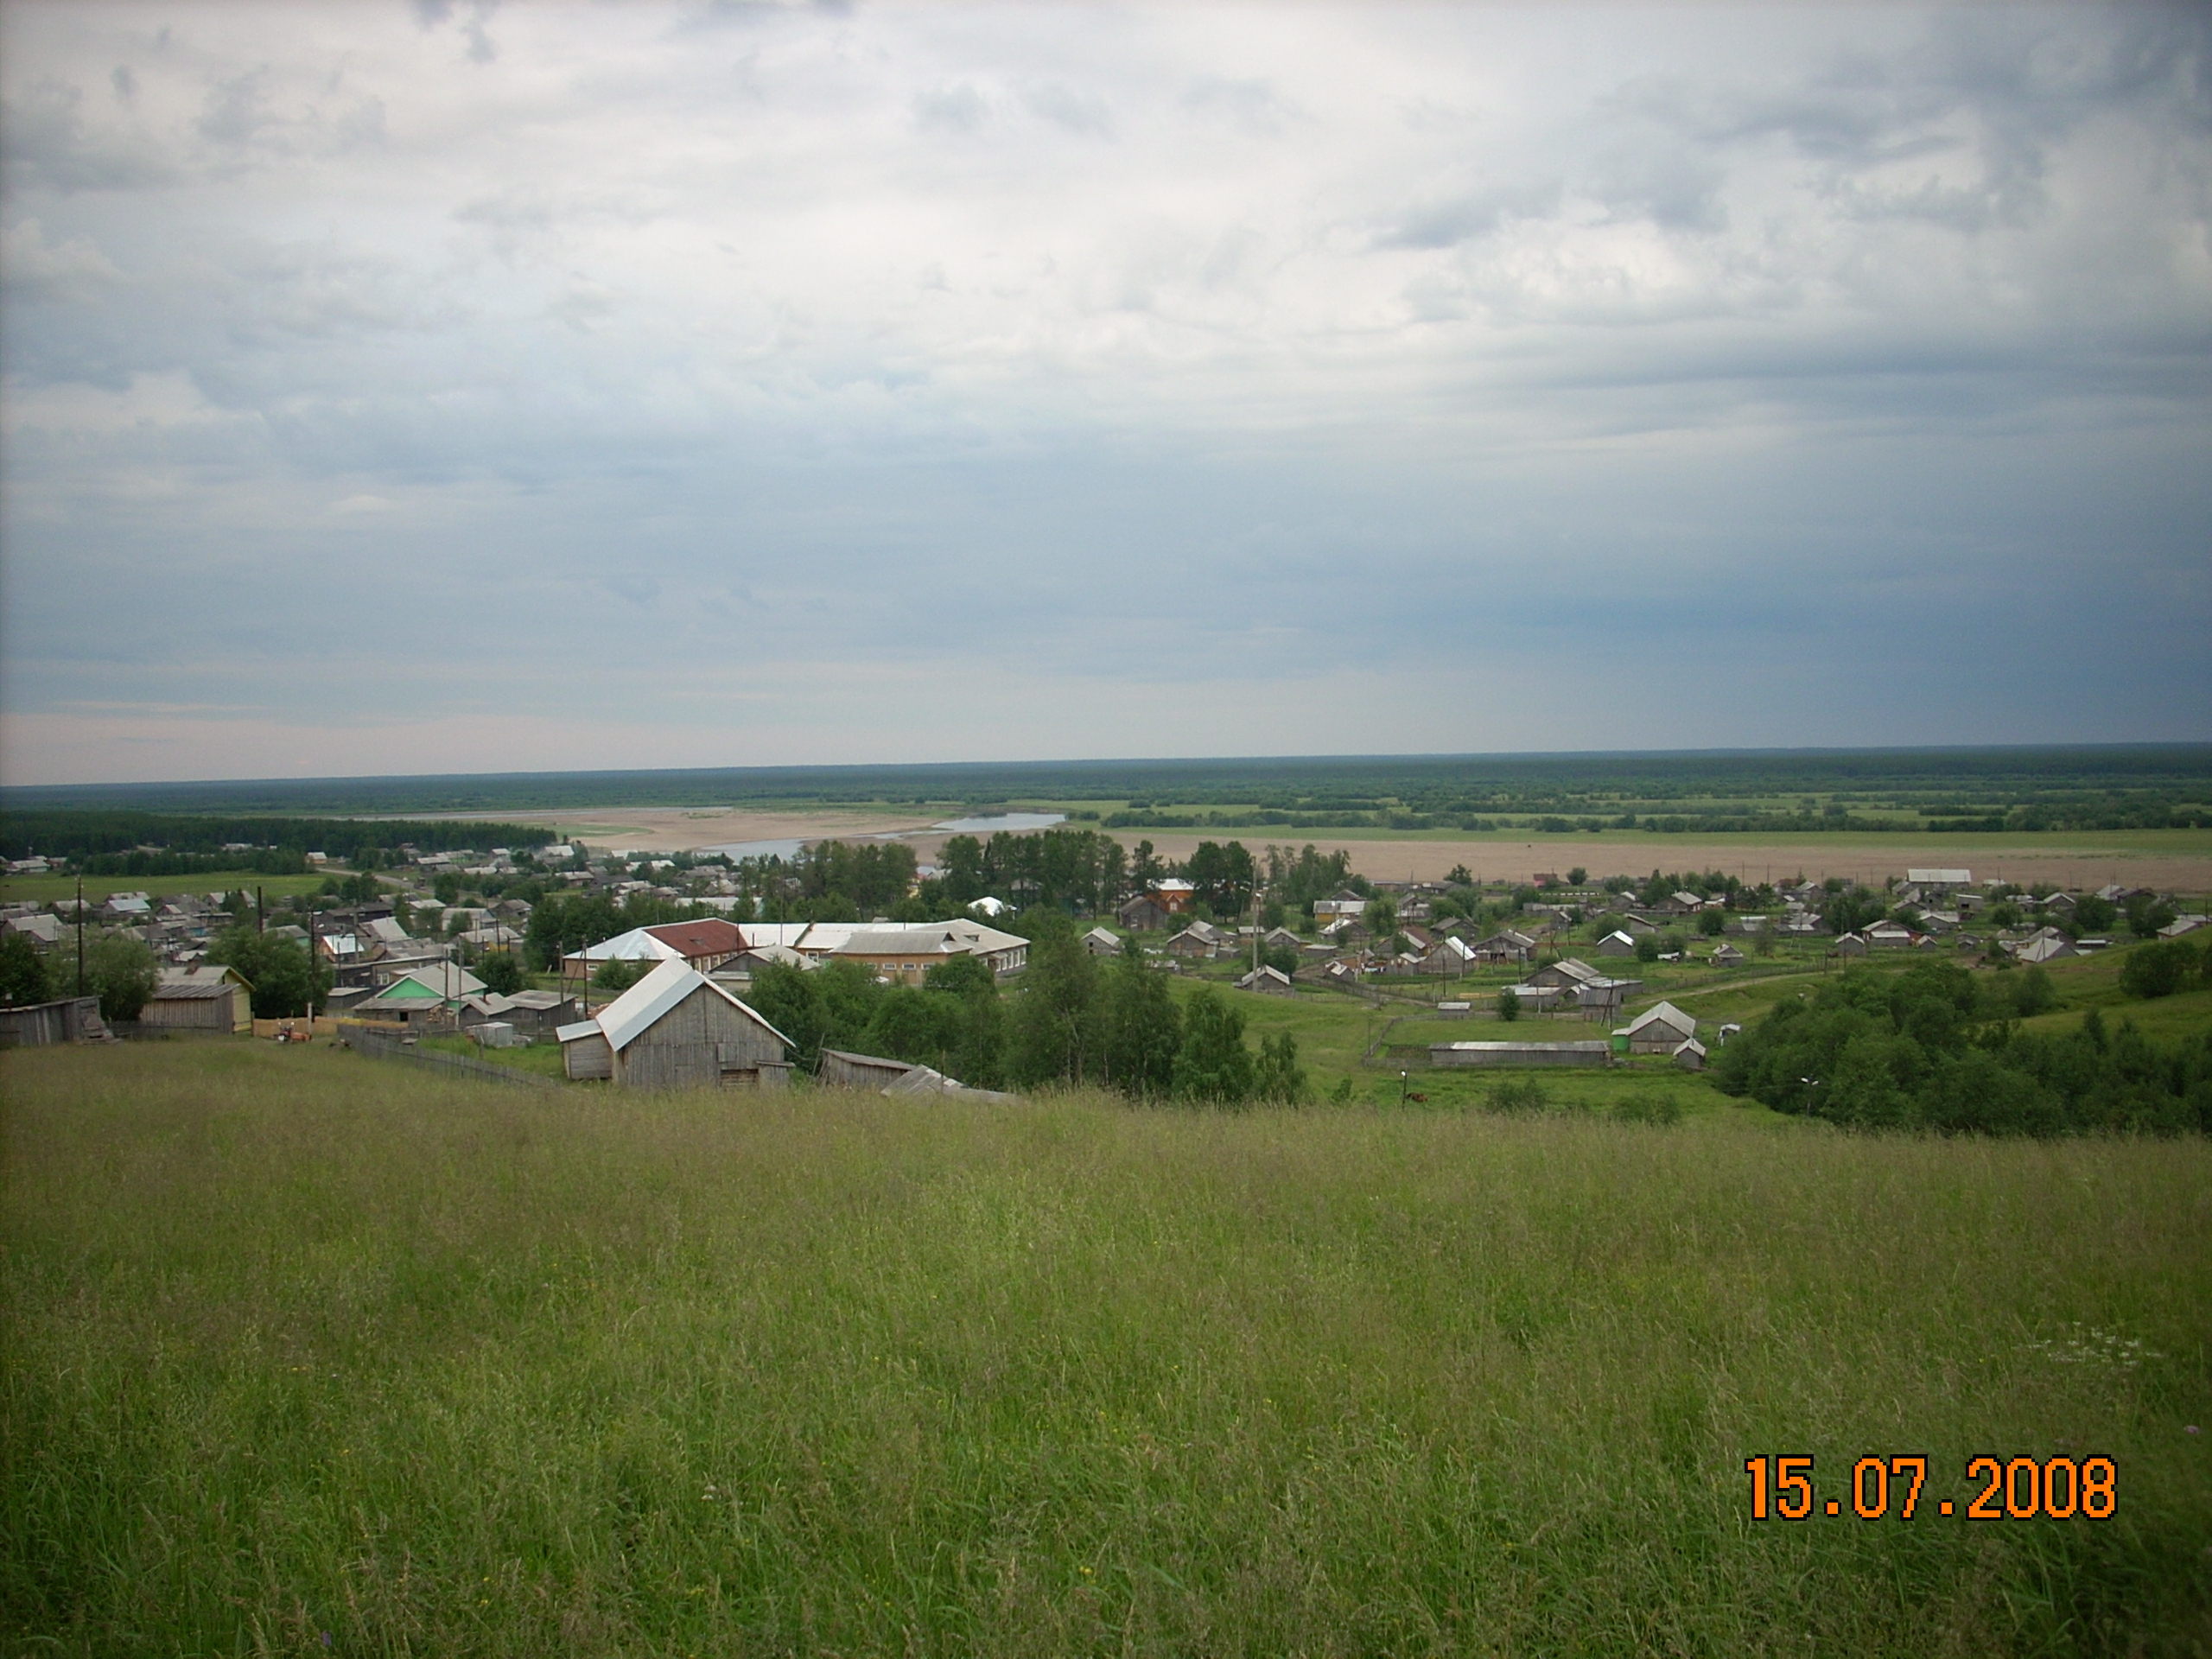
1165,923,1225,960
1117,894,1173,931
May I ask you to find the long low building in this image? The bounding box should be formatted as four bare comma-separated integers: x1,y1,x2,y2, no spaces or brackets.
1431,1040,1611,1068
566,917,1027,982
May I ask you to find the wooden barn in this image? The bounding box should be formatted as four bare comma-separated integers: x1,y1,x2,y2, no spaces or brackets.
1617,1001,1698,1054
556,958,792,1088
143,967,252,1033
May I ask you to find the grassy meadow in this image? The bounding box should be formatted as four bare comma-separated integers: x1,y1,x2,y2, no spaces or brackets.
0,869,329,907
5,1044,2209,1656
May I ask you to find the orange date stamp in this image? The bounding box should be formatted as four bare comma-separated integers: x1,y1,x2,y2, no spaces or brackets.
1744,1454,2116,1520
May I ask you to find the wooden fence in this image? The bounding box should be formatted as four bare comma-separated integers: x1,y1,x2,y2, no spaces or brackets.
340,1023,561,1090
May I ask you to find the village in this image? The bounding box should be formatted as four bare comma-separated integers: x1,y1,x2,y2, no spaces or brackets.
3,830,2203,1097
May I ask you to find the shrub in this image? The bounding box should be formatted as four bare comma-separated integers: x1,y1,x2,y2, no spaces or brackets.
477,950,525,996
86,934,159,1023
1497,988,1520,1022
2119,941,2196,1001
593,958,648,995
0,932,57,1006
1484,1078,1550,1115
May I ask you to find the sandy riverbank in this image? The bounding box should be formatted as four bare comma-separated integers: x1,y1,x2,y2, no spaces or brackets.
522,809,2211,896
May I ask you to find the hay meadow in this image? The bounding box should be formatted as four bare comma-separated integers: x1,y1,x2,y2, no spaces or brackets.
3,1044,2209,1656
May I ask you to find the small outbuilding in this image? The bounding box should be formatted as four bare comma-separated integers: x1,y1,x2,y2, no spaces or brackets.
1673,1037,1707,1071
1234,964,1294,995
143,969,251,1033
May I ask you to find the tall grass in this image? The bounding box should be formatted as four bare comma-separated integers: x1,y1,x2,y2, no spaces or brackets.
3,1044,2208,1655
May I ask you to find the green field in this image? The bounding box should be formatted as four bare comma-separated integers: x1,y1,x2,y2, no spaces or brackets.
3,1044,2208,1654
0,869,331,906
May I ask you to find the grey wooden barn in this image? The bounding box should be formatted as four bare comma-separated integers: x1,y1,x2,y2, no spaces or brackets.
557,958,792,1088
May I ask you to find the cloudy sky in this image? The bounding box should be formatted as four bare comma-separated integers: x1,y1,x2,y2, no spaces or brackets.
2,2,2207,786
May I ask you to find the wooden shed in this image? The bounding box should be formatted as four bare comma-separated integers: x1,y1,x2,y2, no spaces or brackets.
1617,1001,1698,1054
142,973,249,1033
0,996,111,1046
819,1048,918,1090
557,958,792,1088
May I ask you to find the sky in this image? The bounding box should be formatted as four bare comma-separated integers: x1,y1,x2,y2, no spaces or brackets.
2,1,2208,787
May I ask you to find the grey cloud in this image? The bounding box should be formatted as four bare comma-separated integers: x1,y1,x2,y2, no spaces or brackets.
1182,77,1291,135
1022,80,1111,137
197,67,276,148
414,0,500,64
1,78,181,192
913,82,988,134
1587,143,1727,233
1375,179,1561,250
0,218,125,304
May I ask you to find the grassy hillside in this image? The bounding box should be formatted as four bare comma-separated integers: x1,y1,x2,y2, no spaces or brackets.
4,1045,2207,1655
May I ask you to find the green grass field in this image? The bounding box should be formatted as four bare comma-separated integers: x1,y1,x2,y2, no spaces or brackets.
3,1043,2208,1655
0,869,331,906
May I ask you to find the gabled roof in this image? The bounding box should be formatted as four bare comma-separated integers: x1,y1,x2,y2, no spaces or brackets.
1623,1000,1695,1037
569,927,686,963
643,918,749,958
163,963,251,989
1543,957,1605,985
591,957,793,1054
376,963,486,1001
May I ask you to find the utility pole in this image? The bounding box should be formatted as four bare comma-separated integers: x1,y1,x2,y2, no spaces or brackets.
75,874,85,998
257,887,265,935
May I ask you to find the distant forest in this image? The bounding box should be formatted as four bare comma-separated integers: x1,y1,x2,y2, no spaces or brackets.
3,747,2209,835
0,811,554,874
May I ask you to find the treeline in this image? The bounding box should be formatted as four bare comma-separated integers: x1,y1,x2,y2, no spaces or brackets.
741,918,1305,1105
1713,961,2212,1135
14,745,2204,822
0,810,552,868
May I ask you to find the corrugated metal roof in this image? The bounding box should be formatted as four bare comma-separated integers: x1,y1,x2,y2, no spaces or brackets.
568,927,684,963
1624,1001,1694,1035
590,957,792,1055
